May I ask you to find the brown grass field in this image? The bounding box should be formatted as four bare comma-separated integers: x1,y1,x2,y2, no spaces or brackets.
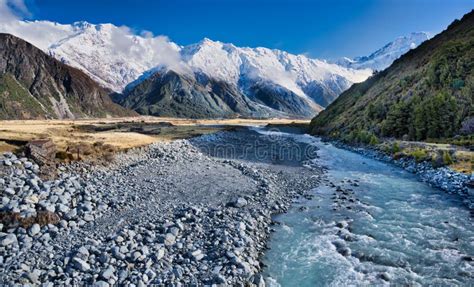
0,116,309,160
1,117,470,173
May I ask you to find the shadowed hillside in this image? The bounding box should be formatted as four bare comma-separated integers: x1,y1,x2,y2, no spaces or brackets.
0,33,136,119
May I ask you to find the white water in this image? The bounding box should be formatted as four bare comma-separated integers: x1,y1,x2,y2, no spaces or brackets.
258,131,473,286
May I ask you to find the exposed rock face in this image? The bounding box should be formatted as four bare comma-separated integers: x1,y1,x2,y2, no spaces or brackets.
0,33,137,120
25,140,56,165
115,70,320,119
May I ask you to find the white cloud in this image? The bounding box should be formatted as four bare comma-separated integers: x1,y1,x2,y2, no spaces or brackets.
107,24,191,76
0,0,24,22
0,0,191,90
0,0,74,49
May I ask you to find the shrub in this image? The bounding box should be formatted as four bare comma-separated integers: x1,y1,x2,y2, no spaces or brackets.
369,135,379,145
55,151,68,160
393,152,405,160
442,151,454,165
452,78,465,89
392,142,401,153
409,148,429,162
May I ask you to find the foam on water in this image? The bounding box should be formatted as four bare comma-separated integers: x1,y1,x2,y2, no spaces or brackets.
258,129,474,286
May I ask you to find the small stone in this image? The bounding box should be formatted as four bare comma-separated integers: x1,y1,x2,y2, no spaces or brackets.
190,249,205,261
72,257,91,272
59,220,68,229
98,253,109,264
1,234,17,246
169,227,180,236
337,247,351,257
118,270,128,282
237,261,252,274
253,274,265,287
93,281,109,287
234,197,248,208
173,266,184,278
101,266,115,280
131,251,142,262
77,246,90,257
155,248,165,260
336,221,348,228
111,247,125,260
5,188,15,195
164,233,176,246
27,269,41,284
213,274,226,284
29,224,41,236
144,269,156,280
83,214,94,222
380,272,391,281
25,195,39,204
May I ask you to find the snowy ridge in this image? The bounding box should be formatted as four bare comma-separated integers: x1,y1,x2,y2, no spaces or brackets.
336,32,431,71
0,19,371,103
0,18,427,116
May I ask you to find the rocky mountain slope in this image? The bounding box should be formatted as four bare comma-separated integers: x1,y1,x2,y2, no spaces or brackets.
114,69,321,119
0,33,136,119
0,19,372,118
0,17,432,119
310,10,474,140
336,32,430,71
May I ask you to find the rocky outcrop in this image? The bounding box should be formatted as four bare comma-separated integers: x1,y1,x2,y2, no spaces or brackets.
115,70,319,119
0,33,137,119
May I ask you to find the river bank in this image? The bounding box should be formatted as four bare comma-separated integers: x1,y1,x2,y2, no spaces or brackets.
2,126,472,286
325,140,474,210
259,130,473,286
0,128,321,285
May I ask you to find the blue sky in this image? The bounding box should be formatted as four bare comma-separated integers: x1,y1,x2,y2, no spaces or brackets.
22,0,474,59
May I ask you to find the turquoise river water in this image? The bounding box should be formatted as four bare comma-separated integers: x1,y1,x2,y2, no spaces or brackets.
258,130,473,286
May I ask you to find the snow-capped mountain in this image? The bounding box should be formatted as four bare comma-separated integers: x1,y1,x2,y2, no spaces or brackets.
336,32,431,71
0,19,372,114
48,22,185,92
1,18,426,118
179,38,371,108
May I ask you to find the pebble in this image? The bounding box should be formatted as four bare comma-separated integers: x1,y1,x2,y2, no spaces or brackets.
72,257,91,272
28,224,41,237
101,266,115,280
1,234,17,246
234,197,248,208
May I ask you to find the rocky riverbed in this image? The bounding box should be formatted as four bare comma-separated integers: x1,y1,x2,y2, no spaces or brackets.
0,128,322,286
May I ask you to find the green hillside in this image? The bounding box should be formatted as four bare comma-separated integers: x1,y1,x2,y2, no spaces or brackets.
310,10,474,142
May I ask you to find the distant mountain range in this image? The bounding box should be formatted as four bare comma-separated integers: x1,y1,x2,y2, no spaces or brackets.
310,10,473,140
0,18,430,119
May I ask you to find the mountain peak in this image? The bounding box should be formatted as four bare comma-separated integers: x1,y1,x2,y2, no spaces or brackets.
311,10,473,140
337,31,430,71
71,21,93,29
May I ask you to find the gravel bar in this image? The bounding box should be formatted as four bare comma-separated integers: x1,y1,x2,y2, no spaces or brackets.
0,128,322,286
